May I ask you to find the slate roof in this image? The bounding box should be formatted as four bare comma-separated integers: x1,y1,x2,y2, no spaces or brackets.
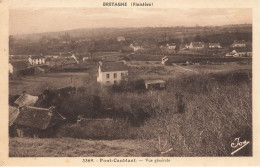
209,43,221,47
30,55,45,59
145,79,166,85
167,43,176,46
14,93,38,107
191,42,204,47
233,40,246,44
9,106,19,126
100,62,128,72
13,106,66,130
130,43,141,47
10,61,29,71
47,58,77,66
62,58,78,66
232,48,252,52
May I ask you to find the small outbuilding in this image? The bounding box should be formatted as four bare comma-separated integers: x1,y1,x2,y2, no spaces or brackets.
9,61,29,75
14,92,39,107
145,79,166,89
10,106,66,138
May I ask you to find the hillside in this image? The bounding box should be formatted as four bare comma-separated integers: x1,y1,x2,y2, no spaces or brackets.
12,24,252,41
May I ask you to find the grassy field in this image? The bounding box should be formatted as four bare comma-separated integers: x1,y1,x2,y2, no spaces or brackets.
128,60,251,80
9,72,96,96
9,137,159,157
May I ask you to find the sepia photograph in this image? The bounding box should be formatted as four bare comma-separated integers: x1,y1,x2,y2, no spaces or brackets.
7,6,253,158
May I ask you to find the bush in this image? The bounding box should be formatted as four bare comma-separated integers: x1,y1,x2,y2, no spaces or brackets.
110,79,146,92
138,71,252,156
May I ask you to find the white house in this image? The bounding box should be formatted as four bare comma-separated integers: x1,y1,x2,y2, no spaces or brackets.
82,57,89,61
97,61,128,85
129,43,143,52
117,36,125,42
231,40,246,48
186,42,205,50
208,43,222,48
9,63,14,74
28,55,46,65
226,49,252,57
166,43,176,50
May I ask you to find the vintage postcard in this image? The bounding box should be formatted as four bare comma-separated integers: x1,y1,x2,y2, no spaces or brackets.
0,0,260,166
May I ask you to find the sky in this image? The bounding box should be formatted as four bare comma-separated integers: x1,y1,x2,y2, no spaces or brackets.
9,8,252,35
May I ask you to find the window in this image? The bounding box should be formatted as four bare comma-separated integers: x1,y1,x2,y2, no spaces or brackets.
114,81,117,84
106,74,110,79
114,73,117,78
121,73,124,77
106,81,111,84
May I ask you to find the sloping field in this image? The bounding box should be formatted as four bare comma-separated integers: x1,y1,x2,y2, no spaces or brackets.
9,137,158,157
9,72,93,96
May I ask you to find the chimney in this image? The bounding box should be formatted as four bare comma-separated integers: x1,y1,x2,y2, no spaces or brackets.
99,61,102,66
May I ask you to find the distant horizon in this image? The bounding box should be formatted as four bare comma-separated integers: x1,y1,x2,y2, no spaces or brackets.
10,8,252,35
11,23,252,36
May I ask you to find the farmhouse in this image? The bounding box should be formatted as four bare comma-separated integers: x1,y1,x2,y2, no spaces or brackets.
226,49,252,57
82,57,89,61
10,106,66,138
231,40,246,48
14,92,38,107
117,36,125,42
208,43,222,48
46,57,78,68
97,61,128,85
186,42,205,50
45,55,59,58
9,61,29,75
166,43,176,50
61,58,78,68
28,55,46,65
129,43,143,52
34,66,46,74
145,79,166,89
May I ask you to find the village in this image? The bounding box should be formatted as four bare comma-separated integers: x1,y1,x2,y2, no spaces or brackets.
9,36,252,137
9,24,252,157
